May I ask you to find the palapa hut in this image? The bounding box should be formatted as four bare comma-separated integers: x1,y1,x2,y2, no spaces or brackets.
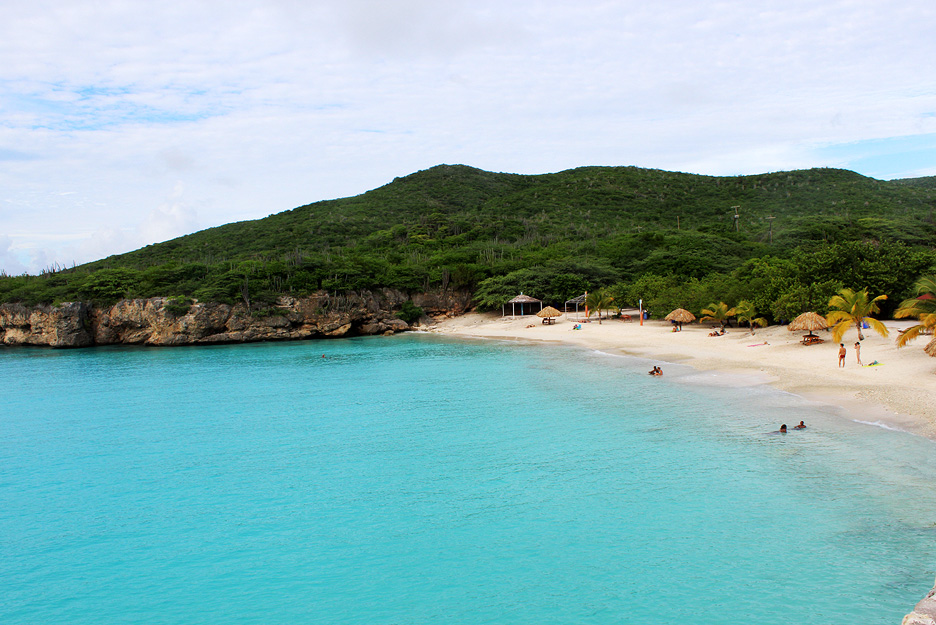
787,312,828,344
664,308,695,330
502,293,543,317
536,306,562,325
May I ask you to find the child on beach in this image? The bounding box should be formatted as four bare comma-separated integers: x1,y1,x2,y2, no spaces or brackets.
855,341,862,366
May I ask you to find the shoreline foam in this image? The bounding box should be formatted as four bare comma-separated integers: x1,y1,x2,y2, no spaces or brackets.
430,311,936,440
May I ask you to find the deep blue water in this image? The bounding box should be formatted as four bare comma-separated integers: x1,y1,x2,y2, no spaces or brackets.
2,334,935,624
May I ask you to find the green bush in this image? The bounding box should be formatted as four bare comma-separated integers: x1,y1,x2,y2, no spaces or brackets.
163,296,192,316
396,300,424,324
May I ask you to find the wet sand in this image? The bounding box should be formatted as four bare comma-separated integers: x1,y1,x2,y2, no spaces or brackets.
430,311,936,438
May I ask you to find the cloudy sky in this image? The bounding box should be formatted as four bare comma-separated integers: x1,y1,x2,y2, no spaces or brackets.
2,0,935,275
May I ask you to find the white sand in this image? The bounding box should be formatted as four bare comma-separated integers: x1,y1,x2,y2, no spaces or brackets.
429,311,936,438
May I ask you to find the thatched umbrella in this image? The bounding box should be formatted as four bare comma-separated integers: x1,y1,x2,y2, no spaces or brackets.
536,306,562,325
664,308,695,330
787,312,828,338
925,337,936,358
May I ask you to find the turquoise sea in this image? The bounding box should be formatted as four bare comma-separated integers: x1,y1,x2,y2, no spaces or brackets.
2,334,935,624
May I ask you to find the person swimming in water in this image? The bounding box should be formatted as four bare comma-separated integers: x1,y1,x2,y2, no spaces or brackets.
778,424,787,433
793,421,806,429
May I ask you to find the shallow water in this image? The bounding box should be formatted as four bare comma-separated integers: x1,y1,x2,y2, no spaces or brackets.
1,335,935,624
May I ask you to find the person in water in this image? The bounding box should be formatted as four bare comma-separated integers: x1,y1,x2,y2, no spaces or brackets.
779,424,787,433
793,421,806,429
838,343,847,367
648,366,662,376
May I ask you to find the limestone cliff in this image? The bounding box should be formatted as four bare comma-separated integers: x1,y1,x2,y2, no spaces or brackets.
0,289,471,348
905,579,936,625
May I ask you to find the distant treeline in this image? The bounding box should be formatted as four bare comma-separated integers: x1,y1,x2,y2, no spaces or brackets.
3,164,935,321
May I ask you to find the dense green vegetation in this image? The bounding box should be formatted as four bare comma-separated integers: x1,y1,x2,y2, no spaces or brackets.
2,164,936,321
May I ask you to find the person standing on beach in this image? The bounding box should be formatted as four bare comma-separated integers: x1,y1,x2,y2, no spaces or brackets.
838,343,846,367
854,341,862,366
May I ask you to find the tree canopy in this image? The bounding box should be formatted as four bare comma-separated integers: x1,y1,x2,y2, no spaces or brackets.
2,164,935,318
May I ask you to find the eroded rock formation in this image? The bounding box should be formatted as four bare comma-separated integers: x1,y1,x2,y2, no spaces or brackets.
904,579,936,625
0,289,471,348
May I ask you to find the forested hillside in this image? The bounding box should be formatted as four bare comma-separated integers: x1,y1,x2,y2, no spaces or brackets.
3,164,936,321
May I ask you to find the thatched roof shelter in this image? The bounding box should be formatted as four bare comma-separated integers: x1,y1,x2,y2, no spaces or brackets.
536,305,562,325
787,312,828,337
664,308,696,323
664,308,695,330
502,293,543,317
925,337,936,358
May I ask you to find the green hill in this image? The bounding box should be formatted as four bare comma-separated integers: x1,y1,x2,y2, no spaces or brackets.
3,164,936,320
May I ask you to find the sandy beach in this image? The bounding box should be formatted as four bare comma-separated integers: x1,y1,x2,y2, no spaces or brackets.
430,310,936,439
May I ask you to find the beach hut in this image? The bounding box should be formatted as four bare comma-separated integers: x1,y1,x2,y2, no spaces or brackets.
788,311,828,344
536,306,562,325
503,293,543,317
664,308,695,330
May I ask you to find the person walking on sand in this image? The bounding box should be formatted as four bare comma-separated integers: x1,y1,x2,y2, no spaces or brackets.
854,341,862,366
838,343,846,367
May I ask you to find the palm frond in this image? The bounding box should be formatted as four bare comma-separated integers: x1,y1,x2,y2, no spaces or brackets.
825,310,852,325
864,317,889,338
896,324,927,347
830,320,852,343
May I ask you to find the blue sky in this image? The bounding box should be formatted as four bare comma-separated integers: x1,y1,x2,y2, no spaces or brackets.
2,0,935,275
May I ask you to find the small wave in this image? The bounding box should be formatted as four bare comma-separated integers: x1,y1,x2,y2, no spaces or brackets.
852,419,906,433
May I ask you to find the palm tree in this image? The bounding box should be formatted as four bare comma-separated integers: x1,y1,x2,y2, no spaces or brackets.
700,301,736,329
894,275,936,350
826,288,888,342
735,300,768,335
585,289,616,324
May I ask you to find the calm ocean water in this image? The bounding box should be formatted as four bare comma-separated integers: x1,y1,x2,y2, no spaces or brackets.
2,334,935,624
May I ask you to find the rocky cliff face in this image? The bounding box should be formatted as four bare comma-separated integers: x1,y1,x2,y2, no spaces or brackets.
0,289,471,348
904,580,936,625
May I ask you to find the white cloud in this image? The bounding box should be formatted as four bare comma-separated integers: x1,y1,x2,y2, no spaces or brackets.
0,235,27,276
1,0,936,274
138,182,200,245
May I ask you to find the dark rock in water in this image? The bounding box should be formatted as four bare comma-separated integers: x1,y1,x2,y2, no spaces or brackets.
360,321,388,335
385,319,410,332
